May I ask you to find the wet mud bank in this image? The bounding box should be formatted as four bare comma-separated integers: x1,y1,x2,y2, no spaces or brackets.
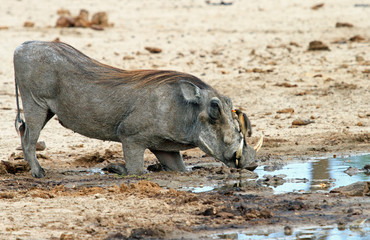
0,152,369,239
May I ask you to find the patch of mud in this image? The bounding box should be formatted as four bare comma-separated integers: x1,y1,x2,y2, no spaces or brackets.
0,160,30,174
74,149,121,167
1,153,369,239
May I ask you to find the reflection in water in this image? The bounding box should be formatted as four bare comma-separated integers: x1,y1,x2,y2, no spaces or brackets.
310,158,331,191
215,224,370,240
187,154,370,194
254,154,370,194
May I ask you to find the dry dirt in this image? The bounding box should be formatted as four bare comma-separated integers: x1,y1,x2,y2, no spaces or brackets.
0,0,369,239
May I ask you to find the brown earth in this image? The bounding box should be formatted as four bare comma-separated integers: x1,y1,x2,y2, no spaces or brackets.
0,0,369,239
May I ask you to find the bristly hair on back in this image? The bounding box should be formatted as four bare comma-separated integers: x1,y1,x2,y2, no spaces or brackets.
50,41,211,90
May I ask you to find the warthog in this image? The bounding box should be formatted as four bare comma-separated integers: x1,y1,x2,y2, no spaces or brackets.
14,41,262,178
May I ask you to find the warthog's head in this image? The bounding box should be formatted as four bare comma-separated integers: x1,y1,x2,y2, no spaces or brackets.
179,80,263,169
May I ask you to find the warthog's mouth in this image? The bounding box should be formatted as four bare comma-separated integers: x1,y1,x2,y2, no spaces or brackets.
199,134,263,169
231,134,264,169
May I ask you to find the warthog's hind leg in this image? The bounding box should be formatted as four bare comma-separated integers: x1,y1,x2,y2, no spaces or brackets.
150,150,186,172
21,104,54,178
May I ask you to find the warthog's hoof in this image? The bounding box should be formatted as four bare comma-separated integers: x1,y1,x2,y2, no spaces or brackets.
245,163,258,171
31,167,45,178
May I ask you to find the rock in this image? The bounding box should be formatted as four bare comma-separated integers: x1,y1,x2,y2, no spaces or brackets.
337,221,346,230
244,68,274,73
57,8,71,16
91,12,109,27
330,181,369,196
308,41,330,51
145,47,162,54
55,9,112,29
292,119,314,126
23,21,35,28
336,22,354,28
245,163,258,171
74,9,90,28
206,1,233,6
349,35,365,42
363,164,370,172
56,16,75,27
295,91,310,96
102,163,127,175
129,228,165,239
274,82,297,88
311,3,324,10
289,42,301,47
344,166,359,176
123,56,135,60
36,141,46,151
277,108,294,114
105,232,125,240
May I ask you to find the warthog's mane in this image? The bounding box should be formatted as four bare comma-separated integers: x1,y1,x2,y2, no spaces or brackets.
51,41,210,90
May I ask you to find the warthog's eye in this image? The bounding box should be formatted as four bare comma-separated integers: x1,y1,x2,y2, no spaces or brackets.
209,98,221,122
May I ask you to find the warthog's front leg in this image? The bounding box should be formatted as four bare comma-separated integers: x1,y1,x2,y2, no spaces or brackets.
121,140,146,175
150,150,186,172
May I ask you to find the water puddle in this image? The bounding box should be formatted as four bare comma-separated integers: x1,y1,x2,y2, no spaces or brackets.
214,223,369,239
255,153,370,194
186,154,370,194
62,168,106,176
183,185,217,193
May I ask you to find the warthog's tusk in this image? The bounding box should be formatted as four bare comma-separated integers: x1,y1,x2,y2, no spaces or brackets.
199,136,214,155
254,135,264,152
235,137,244,167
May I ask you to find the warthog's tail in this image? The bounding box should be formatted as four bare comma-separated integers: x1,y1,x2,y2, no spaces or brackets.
15,81,25,137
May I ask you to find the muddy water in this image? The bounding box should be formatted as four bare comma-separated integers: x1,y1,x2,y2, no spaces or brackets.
206,154,370,240
215,224,370,240
255,154,370,194
187,154,370,194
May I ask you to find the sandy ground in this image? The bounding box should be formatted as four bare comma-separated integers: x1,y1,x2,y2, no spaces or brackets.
0,0,369,239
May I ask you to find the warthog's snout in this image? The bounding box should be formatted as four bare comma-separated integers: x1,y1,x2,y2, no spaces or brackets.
225,134,263,169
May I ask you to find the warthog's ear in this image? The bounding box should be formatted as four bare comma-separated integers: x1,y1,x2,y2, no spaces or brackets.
179,80,201,104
